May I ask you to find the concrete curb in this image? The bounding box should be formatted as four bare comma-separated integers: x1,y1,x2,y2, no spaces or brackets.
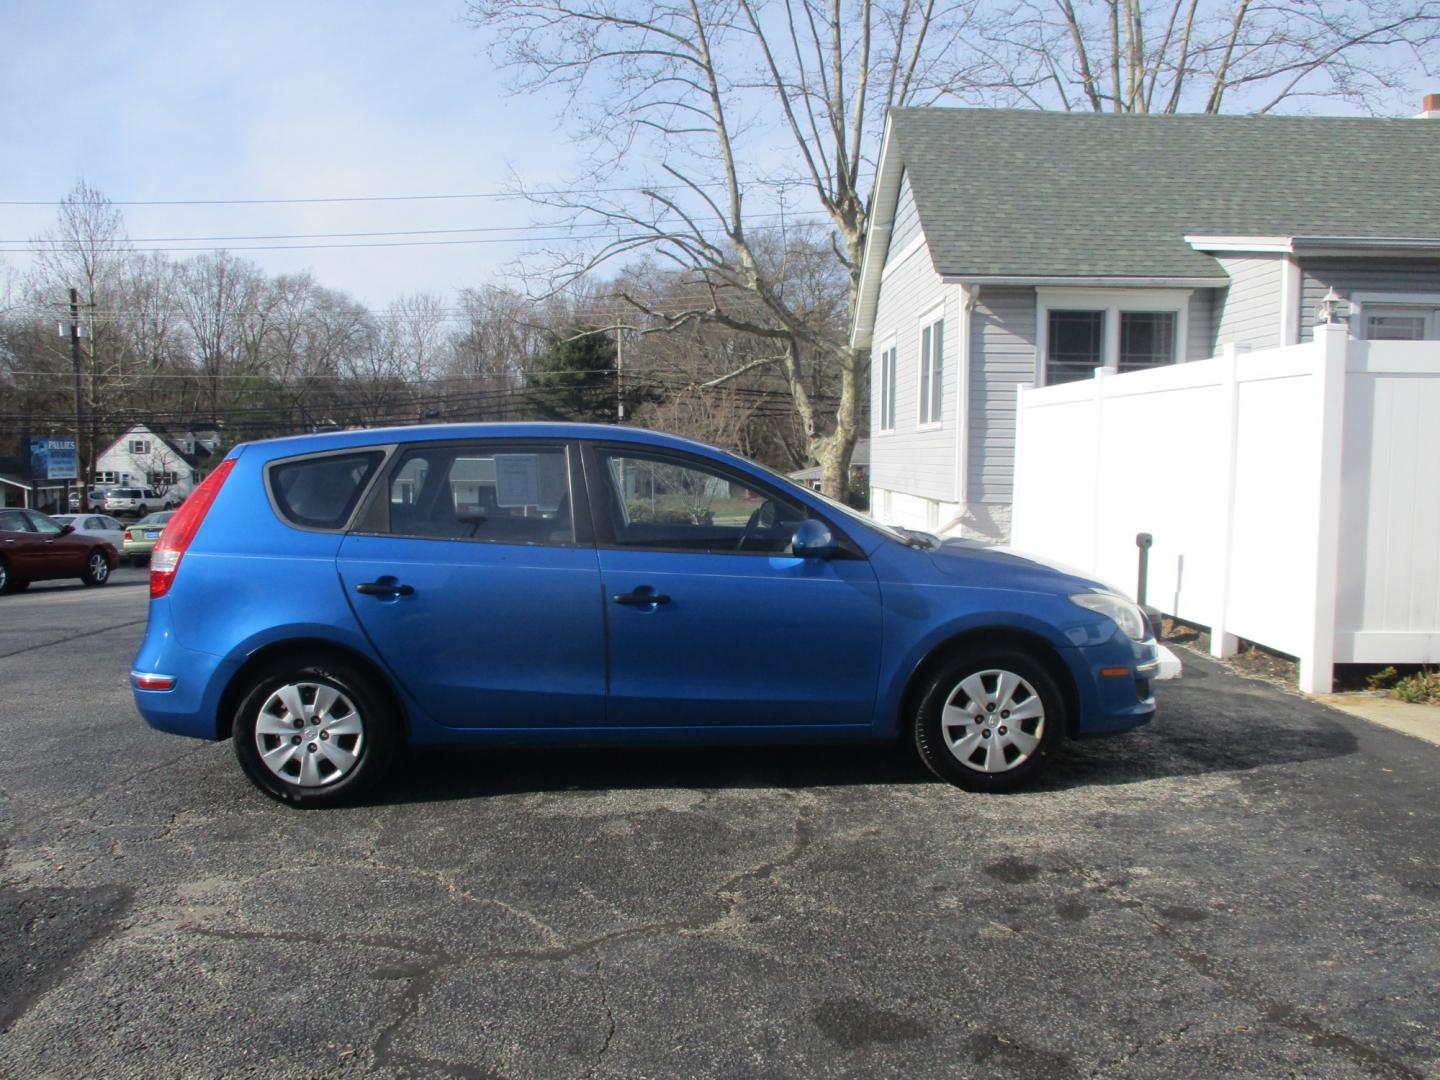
1310,692,1440,748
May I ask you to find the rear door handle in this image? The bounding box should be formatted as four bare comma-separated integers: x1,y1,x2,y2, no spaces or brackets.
612,590,671,606
355,580,414,597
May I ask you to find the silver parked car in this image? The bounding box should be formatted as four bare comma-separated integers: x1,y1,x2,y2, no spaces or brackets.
48,513,127,550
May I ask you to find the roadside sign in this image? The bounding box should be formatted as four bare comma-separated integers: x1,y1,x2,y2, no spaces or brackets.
29,437,78,480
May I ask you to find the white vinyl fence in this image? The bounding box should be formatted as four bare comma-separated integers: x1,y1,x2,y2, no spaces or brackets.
1011,323,1440,693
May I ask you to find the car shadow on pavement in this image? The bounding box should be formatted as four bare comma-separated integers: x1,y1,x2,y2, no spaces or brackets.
371,655,1360,805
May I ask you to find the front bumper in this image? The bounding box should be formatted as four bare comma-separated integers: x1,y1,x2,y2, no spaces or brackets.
1069,633,1173,735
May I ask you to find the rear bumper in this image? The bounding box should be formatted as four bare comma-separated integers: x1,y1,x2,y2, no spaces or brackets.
130,603,237,740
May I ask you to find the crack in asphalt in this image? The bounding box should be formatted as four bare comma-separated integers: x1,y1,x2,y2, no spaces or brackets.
591,957,617,1076
1068,862,1425,1080
0,618,148,662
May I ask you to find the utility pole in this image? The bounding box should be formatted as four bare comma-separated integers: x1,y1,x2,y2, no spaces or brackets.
615,319,624,424
69,288,86,507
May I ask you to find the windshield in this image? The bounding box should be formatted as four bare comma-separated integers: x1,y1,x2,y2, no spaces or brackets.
138,511,173,525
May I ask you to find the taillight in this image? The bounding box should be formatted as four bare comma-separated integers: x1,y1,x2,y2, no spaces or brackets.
150,458,236,600
124,528,133,541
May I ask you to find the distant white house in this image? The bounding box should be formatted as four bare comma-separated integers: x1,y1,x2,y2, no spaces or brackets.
92,425,221,497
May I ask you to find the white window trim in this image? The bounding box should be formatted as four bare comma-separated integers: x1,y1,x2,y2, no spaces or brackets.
876,335,899,434
916,304,946,430
1349,291,1440,341
1035,288,1192,385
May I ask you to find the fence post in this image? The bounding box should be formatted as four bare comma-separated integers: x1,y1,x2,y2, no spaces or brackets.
1298,324,1348,694
1089,367,1108,575
1011,382,1031,544
1210,345,1241,659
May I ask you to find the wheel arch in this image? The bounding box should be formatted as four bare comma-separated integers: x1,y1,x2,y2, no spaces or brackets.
215,637,410,742
897,627,1081,740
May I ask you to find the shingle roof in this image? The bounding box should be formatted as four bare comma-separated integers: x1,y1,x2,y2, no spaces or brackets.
889,108,1440,280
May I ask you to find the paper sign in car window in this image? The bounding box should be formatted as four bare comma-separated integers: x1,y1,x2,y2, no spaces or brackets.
494,454,541,507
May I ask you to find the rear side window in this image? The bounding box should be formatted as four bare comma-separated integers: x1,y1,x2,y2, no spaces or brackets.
365,442,574,546
268,451,385,530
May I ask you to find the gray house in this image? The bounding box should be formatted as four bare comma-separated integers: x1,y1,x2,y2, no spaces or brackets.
850,106,1440,541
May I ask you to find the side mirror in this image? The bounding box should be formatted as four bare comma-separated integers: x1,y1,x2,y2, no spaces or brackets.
791,518,837,559
59,524,75,536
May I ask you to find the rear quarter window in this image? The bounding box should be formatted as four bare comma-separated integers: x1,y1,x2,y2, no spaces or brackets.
268,451,385,530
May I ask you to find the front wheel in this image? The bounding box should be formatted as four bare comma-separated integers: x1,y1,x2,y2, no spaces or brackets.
81,549,112,586
232,659,399,807
0,559,28,594
912,650,1065,792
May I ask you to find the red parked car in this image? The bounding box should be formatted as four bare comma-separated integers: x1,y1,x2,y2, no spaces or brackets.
0,507,120,593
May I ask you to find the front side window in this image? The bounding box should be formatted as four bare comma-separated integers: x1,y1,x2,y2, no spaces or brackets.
0,510,33,532
373,443,573,546
28,513,62,535
596,449,806,554
878,344,897,431
918,316,944,424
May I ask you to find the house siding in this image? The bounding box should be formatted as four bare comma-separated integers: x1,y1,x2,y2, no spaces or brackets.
868,234,958,504
887,170,921,260
1187,288,1220,360
1298,258,1440,342
1214,255,1282,351
967,288,1036,503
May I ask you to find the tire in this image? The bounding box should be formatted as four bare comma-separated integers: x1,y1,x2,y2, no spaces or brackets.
0,560,28,594
912,649,1065,793
135,504,148,518
232,658,399,807
80,549,112,587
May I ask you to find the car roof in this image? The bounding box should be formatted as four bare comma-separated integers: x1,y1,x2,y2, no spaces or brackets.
231,422,732,462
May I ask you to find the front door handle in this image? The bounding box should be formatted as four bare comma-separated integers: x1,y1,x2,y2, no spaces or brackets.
355,580,414,597
612,590,671,606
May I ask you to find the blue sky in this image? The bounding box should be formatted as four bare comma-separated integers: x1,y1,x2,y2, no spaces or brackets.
0,1,575,305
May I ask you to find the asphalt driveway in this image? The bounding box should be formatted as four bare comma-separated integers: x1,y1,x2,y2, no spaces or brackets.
0,569,1436,1078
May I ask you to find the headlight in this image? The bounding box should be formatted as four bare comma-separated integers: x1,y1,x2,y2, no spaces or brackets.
1069,592,1150,641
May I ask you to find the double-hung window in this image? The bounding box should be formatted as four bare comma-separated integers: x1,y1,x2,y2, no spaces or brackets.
1038,290,1189,386
878,343,898,431
1349,293,1440,341
917,311,944,425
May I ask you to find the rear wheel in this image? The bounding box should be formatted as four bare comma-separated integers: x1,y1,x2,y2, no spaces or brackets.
912,649,1065,792
80,549,112,586
232,658,399,807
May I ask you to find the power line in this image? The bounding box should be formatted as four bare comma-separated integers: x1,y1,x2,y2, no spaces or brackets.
0,180,816,207
4,211,828,245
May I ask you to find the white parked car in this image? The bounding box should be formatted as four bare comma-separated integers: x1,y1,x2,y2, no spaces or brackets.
48,513,127,550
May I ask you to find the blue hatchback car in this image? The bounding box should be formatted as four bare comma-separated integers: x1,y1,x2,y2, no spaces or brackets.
132,423,1162,806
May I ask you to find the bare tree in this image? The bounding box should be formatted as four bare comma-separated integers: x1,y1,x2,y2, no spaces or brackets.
468,0,980,498
27,180,131,484
966,0,1440,114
